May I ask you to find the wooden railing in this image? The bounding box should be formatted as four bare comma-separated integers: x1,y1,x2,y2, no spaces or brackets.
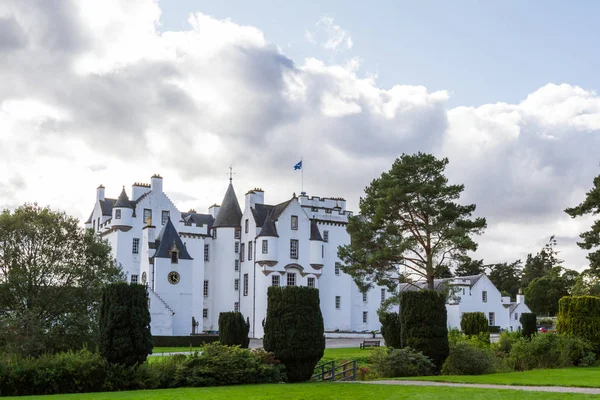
312,360,357,382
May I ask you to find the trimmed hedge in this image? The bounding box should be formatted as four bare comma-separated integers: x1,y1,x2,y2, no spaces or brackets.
520,313,537,338
379,311,402,348
557,296,600,349
400,290,449,371
218,312,250,348
460,312,488,336
152,335,219,347
264,286,325,382
99,283,153,366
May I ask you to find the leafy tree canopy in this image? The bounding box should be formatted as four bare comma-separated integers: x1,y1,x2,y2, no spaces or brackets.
338,153,486,290
454,255,487,277
488,260,523,299
0,204,123,356
524,267,577,316
521,236,561,288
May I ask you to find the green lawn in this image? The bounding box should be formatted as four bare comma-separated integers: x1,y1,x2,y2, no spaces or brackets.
400,367,600,388
4,383,597,400
151,347,203,353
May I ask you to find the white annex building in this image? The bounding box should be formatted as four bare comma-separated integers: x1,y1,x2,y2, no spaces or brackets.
85,174,386,337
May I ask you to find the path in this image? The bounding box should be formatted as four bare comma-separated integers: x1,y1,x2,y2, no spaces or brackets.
356,380,600,395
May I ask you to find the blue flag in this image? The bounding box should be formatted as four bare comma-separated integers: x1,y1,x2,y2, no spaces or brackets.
294,160,302,170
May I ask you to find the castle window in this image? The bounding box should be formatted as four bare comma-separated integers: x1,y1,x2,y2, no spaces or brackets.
482,291,488,303
235,259,240,271
290,239,298,259
362,291,367,302
115,209,121,219
323,230,329,242
97,217,100,230
363,311,368,323
272,275,280,287
248,241,253,260
203,280,209,297
381,288,386,303
322,245,324,258
204,244,210,262
325,209,332,214
235,228,241,239
240,243,245,262
93,220,96,231
335,262,341,276
262,239,268,254
171,250,178,264
235,242,239,253
335,296,341,309
132,238,140,254
161,210,169,225
234,279,239,291
243,274,249,296
291,215,298,230
234,302,239,312
143,209,152,225
287,273,296,287
203,308,208,319
131,274,138,284
245,219,249,233
515,312,519,321
212,229,217,239
307,277,315,288
311,207,318,212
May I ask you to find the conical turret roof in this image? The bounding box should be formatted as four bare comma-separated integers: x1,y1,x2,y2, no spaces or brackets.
256,211,279,238
212,183,242,228
153,217,192,260
114,187,133,208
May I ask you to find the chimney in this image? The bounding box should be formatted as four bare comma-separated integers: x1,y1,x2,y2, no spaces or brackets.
209,204,220,219
245,188,264,210
516,288,525,304
151,174,163,193
97,184,105,201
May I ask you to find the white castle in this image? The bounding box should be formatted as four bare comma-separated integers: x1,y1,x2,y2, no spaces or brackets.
85,174,385,337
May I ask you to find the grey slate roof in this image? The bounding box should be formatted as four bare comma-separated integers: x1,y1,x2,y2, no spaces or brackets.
153,218,193,260
114,187,134,208
310,219,324,241
100,198,117,216
251,204,275,227
212,183,242,228
398,273,485,292
256,212,279,238
181,212,214,229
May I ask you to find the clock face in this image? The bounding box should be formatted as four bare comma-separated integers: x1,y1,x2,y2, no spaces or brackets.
168,271,180,285
141,272,147,285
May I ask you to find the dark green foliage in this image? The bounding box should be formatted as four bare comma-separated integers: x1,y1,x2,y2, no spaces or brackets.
218,312,250,348
488,326,501,333
378,311,402,348
99,283,153,366
521,236,561,288
506,333,596,371
263,286,325,382
0,204,122,357
488,260,523,299
525,268,576,316
519,313,537,338
454,255,487,277
370,347,434,378
442,341,496,375
557,296,600,349
152,335,219,347
460,312,488,337
400,290,449,370
537,318,554,328
338,153,486,292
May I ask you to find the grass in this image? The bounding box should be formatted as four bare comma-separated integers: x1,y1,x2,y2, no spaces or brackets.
399,367,600,388
4,383,597,400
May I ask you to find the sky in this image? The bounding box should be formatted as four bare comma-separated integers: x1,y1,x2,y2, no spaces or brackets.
1,0,599,272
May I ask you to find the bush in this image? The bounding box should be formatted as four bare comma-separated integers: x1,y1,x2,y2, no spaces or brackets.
488,326,501,333
520,313,537,338
400,290,449,370
263,286,325,382
460,312,489,337
370,347,434,378
506,333,596,371
557,296,600,350
379,311,402,348
492,330,522,358
99,283,153,366
218,312,250,348
152,335,219,347
441,339,496,375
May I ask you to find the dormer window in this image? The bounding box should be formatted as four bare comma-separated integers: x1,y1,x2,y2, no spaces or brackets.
171,250,178,264
291,215,298,230
115,209,121,219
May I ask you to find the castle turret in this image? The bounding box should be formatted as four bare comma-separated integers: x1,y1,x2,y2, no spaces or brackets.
113,186,133,228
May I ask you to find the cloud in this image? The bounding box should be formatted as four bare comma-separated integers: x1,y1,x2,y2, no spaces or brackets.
306,16,353,51
0,0,598,272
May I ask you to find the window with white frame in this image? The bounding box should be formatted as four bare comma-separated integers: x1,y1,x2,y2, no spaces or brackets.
235,242,239,253
170,250,178,264
335,262,341,275
143,209,152,224
203,280,209,297
381,288,386,303
488,312,495,326
212,229,217,239
131,274,138,284
363,311,368,323
482,291,488,303
307,277,315,288
234,302,239,312
203,308,208,318
291,215,298,230
161,210,169,225
243,274,249,296
204,244,210,262
248,241,253,260
272,275,280,287
287,273,296,286
290,239,298,259
514,313,518,321
235,228,241,239
234,259,240,272
115,209,121,219
132,238,140,254
234,279,239,291
362,291,367,302
240,243,245,262
335,296,341,309
323,230,329,242
262,239,268,254
245,219,249,233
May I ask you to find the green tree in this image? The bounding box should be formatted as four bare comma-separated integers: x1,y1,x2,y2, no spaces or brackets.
434,264,453,278
218,312,250,348
0,204,122,357
488,260,523,299
338,153,486,291
565,175,600,277
378,311,402,348
460,312,489,337
524,267,573,316
571,270,600,296
519,313,537,338
454,255,487,277
521,236,561,288
99,282,153,366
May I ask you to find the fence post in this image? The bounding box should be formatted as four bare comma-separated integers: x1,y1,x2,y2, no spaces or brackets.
330,361,335,381
353,360,357,381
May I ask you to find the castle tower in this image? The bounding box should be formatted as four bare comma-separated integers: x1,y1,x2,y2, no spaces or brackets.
112,186,133,229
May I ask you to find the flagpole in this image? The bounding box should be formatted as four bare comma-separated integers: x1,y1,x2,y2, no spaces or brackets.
301,157,304,194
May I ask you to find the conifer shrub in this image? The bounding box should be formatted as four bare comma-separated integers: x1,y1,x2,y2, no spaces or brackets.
520,313,537,338
379,311,402,348
400,290,449,371
370,347,434,378
557,296,600,351
219,312,250,348
460,312,489,338
99,283,153,367
263,286,325,382
441,340,496,375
